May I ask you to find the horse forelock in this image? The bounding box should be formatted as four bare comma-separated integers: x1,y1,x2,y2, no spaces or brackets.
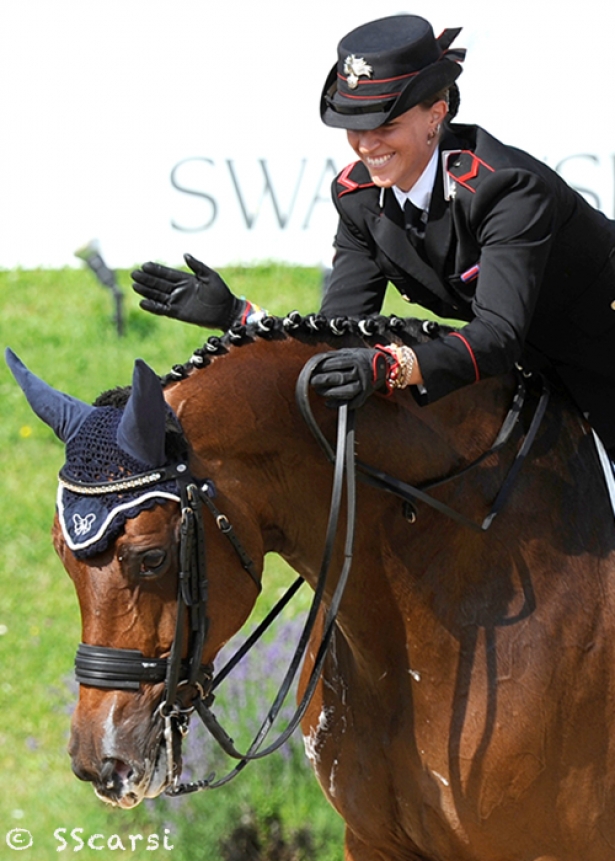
93,386,131,409
159,312,454,389
92,387,188,464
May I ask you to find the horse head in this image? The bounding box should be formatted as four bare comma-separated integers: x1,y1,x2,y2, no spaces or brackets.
6,348,265,807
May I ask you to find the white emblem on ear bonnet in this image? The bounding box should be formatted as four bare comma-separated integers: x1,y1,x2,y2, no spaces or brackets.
73,512,96,536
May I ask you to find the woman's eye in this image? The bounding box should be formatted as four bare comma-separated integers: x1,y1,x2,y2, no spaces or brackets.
140,549,167,575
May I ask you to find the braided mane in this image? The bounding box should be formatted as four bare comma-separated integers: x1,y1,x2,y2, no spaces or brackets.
159,312,452,389
92,313,452,413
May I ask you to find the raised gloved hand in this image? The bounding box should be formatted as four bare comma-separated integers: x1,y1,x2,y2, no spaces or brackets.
310,348,396,410
131,253,244,330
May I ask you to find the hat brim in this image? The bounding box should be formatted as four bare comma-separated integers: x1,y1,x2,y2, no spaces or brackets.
320,59,462,131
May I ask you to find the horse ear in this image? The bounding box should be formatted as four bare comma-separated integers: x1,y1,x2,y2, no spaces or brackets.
116,359,167,467
5,348,95,443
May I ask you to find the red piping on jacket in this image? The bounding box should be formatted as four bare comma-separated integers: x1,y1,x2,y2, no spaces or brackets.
448,332,480,382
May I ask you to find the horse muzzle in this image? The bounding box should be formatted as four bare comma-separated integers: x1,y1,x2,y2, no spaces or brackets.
68,691,184,808
95,752,170,809
70,735,177,809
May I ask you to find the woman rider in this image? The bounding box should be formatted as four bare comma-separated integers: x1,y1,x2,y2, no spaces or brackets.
131,14,615,463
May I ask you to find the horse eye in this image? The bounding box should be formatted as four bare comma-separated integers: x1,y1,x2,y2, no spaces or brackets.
140,549,167,576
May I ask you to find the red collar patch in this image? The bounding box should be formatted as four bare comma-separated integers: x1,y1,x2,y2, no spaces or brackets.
445,151,495,194
336,162,376,197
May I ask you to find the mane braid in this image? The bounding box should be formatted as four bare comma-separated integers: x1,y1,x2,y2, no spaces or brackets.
159,312,454,388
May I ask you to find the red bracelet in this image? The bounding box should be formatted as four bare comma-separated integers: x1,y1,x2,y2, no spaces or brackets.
375,345,401,394
377,344,415,390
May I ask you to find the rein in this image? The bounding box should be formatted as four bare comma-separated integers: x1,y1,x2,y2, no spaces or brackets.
168,403,357,794
296,359,550,532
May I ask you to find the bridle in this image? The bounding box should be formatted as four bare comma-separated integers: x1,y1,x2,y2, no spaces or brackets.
68,364,548,796
69,463,263,789
71,470,260,683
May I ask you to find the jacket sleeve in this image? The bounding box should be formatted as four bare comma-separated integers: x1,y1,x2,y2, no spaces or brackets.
320,186,388,318
413,168,556,401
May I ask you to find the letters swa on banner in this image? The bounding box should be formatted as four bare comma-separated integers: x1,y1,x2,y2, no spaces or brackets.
171,158,342,233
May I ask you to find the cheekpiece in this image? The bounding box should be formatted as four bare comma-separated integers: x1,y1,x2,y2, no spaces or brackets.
320,14,465,130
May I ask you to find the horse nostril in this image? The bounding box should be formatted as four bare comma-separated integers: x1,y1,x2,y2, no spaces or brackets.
71,761,96,784
100,758,134,792
112,759,134,784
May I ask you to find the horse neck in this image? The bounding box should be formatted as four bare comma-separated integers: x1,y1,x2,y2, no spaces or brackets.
165,337,346,570
166,339,524,658
353,371,521,488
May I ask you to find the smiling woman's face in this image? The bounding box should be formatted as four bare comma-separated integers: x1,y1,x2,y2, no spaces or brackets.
346,100,448,192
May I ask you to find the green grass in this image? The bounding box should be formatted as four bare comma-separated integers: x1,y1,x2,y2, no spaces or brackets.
0,263,436,859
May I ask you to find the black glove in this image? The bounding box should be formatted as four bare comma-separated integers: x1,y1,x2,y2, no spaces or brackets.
131,253,244,330
310,348,393,410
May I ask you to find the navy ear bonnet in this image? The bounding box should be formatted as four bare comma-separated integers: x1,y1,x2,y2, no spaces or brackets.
58,405,182,558
5,349,195,559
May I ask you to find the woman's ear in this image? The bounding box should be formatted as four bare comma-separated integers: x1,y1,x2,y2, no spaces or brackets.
431,99,449,126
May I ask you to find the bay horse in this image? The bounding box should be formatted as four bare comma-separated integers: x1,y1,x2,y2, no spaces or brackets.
7,312,615,861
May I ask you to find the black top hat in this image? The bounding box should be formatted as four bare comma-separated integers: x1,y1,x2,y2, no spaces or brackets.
321,15,465,130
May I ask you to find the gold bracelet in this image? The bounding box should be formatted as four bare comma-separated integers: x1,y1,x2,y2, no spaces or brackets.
386,344,416,389
390,345,415,389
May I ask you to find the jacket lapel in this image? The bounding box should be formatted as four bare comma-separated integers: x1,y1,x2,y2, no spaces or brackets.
363,129,473,307
366,187,457,308
424,160,453,278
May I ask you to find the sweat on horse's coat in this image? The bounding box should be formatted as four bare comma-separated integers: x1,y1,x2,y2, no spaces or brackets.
7,314,615,861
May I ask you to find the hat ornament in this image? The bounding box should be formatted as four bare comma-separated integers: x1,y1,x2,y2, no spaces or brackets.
343,55,373,89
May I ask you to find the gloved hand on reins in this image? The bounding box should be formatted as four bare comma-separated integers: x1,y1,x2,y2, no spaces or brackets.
310,348,396,410
131,253,244,330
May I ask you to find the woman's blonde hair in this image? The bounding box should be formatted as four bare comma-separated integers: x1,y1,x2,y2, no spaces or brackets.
421,83,460,119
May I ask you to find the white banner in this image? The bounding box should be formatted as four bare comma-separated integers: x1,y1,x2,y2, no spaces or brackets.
1,0,614,270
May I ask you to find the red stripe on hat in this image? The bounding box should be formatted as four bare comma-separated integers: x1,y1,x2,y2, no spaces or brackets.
338,90,403,102
338,70,419,85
